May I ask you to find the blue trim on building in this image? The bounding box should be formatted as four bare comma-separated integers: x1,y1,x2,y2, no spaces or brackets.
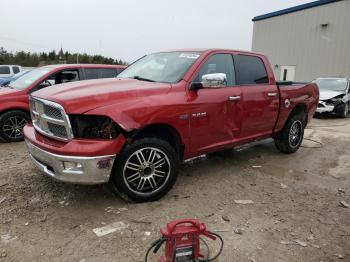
252,0,342,22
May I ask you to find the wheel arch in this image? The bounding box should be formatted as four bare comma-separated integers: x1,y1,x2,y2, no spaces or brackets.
0,108,30,117
127,123,184,160
288,103,308,124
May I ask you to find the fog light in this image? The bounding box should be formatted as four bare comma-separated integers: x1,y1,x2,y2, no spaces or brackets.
63,161,83,173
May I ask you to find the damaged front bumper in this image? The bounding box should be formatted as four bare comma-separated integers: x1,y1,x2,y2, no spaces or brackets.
26,140,115,184
23,124,126,185
316,101,335,113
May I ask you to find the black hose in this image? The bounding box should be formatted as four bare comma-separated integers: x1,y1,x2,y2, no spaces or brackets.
301,138,323,148
144,237,166,262
198,232,224,262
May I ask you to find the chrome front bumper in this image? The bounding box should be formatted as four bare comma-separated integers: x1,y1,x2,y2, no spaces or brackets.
25,140,116,185
316,101,335,113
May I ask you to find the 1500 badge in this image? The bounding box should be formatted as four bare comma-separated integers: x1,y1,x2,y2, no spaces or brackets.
192,112,207,118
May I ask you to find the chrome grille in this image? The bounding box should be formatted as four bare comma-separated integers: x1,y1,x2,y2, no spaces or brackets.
30,97,73,141
44,104,63,120
47,122,68,138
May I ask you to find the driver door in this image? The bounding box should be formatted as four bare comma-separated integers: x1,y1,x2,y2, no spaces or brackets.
188,53,243,155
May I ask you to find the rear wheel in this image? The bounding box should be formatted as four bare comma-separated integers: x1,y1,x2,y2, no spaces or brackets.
0,111,30,142
111,138,179,202
274,113,305,154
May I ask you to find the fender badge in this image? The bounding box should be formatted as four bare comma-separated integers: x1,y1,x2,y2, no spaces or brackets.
285,99,291,108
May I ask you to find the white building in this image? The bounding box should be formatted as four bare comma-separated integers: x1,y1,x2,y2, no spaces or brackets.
252,0,350,82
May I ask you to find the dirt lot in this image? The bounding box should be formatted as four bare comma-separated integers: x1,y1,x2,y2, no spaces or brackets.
0,117,349,262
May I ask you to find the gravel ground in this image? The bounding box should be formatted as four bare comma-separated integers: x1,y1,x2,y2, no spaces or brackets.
0,117,350,262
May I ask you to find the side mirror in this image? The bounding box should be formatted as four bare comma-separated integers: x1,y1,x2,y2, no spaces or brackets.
37,80,52,90
189,82,203,91
202,73,227,88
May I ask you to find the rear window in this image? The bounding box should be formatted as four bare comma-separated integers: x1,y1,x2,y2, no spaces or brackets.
0,66,10,74
234,55,269,85
12,66,20,74
84,68,117,80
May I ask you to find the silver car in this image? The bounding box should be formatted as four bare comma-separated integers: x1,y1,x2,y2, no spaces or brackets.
314,77,350,118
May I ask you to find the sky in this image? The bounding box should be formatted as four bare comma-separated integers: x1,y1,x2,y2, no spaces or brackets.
0,0,311,63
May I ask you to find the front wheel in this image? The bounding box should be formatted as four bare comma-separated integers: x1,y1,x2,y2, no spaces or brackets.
0,111,30,142
111,138,179,202
274,113,305,154
336,102,349,118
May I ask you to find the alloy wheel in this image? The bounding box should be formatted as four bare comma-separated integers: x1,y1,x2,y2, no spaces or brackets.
123,147,171,196
289,120,302,148
2,116,27,140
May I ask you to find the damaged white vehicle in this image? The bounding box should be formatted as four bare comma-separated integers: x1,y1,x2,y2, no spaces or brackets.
314,78,350,118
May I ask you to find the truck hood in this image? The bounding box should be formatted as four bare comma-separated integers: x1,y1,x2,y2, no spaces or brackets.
32,78,172,114
319,90,345,100
0,87,22,97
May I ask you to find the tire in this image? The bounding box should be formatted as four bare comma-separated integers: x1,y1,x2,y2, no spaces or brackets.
111,138,179,202
274,113,305,154
0,111,30,142
335,102,349,118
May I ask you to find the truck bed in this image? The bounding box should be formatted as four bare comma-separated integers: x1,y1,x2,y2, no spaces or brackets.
274,82,319,134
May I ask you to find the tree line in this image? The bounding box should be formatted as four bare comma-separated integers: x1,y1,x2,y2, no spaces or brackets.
0,47,127,67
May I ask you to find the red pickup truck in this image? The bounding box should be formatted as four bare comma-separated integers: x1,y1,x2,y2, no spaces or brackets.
23,49,319,202
0,64,126,142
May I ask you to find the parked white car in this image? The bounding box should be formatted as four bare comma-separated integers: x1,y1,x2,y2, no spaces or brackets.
0,65,22,77
314,77,350,118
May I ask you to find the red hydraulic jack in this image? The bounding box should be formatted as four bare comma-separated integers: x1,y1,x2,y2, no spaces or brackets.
145,219,224,262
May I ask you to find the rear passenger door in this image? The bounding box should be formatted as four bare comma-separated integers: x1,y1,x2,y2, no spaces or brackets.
83,68,118,80
234,54,279,138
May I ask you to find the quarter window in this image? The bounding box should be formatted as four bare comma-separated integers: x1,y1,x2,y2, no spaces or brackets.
12,66,20,74
194,54,236,86
234,55,269,85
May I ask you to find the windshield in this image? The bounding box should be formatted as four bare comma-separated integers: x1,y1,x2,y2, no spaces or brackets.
118,52,201,83
12,70,30,80
314,78,348,92
9,68,51,90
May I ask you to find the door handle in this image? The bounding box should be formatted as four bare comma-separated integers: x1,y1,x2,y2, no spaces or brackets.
267,92,277,97
228,96,241,101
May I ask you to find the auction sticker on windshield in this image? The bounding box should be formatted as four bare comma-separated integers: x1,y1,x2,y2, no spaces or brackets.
179,53,200,59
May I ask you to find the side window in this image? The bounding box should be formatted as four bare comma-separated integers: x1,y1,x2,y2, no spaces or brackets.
194,54,235,86
0,66,10,74
116,68,125,75
234,55,269,85
99,69,117,78
36,69,80,90
12,66,20,74
84,68,100,80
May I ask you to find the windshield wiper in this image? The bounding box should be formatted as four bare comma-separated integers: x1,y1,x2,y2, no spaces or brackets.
132,76,155,82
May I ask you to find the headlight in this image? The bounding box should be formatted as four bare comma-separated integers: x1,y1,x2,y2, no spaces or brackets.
69,115,121,139
328,98,343,106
